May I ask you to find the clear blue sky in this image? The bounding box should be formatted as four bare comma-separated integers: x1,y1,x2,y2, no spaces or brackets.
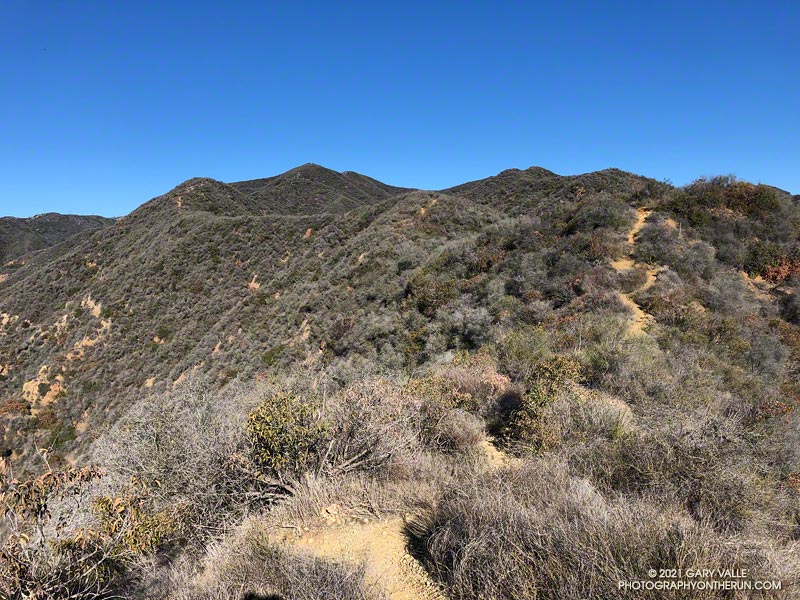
1,1,798,217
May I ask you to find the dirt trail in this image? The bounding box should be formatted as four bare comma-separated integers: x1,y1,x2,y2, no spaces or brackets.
613,208,658,336
294,518,444,600
283,440,511,600
627,208,650,244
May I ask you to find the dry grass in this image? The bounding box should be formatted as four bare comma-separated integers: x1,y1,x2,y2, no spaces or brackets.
167,518,384,600
410,458,797,599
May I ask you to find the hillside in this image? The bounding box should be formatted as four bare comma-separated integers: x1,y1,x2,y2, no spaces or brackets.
0,165,660,466
0,213,114,264
1,166,799,599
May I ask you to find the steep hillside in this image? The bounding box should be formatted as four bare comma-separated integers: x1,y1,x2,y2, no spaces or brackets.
0,173,499,467
1,165,799,599
0,213,113,264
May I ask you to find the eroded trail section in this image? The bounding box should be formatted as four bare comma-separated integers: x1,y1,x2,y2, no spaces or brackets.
613,208,658,336
282,440,511,600
294,518,444,600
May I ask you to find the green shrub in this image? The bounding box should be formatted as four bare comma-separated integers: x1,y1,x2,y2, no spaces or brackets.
493,355,581,451
261,343,285,366
0,464,143,599
247,391,327,476
92,477,179,555
406,271,458,317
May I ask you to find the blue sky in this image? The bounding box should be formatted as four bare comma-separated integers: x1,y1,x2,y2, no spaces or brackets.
1,1,798,217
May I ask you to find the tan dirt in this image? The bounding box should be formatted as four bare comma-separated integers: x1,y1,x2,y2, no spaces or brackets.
293,518,445,600
286,319,311,346
282,437,513,600
627,208,650,244
173,362,203,386
739,271,773,303
40,375,65,406
610,257,634,271
613,208,658,336
641,266,659,291
479,437,518,469
0,273,7,284
22,365,51,403
67,319,112,360
54,313,70,336
616,293,651,335
81,294,102,318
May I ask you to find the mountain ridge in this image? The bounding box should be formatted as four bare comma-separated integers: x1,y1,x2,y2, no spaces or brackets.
4,164,797,225
0,213,114,264
1,164,798,475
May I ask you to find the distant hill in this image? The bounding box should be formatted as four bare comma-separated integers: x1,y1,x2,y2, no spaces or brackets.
0,165,798,473
0,213,114,264
228,163,412,214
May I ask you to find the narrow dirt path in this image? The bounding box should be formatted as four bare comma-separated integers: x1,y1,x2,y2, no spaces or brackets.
282,439,511,600
612,208,658,336
627,208,650,245
293,518,444,600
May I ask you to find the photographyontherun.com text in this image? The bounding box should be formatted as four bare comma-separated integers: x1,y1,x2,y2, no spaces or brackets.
619,569,782,592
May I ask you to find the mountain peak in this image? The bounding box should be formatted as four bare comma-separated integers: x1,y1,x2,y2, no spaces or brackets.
228,165,411,215
284,163,338,178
